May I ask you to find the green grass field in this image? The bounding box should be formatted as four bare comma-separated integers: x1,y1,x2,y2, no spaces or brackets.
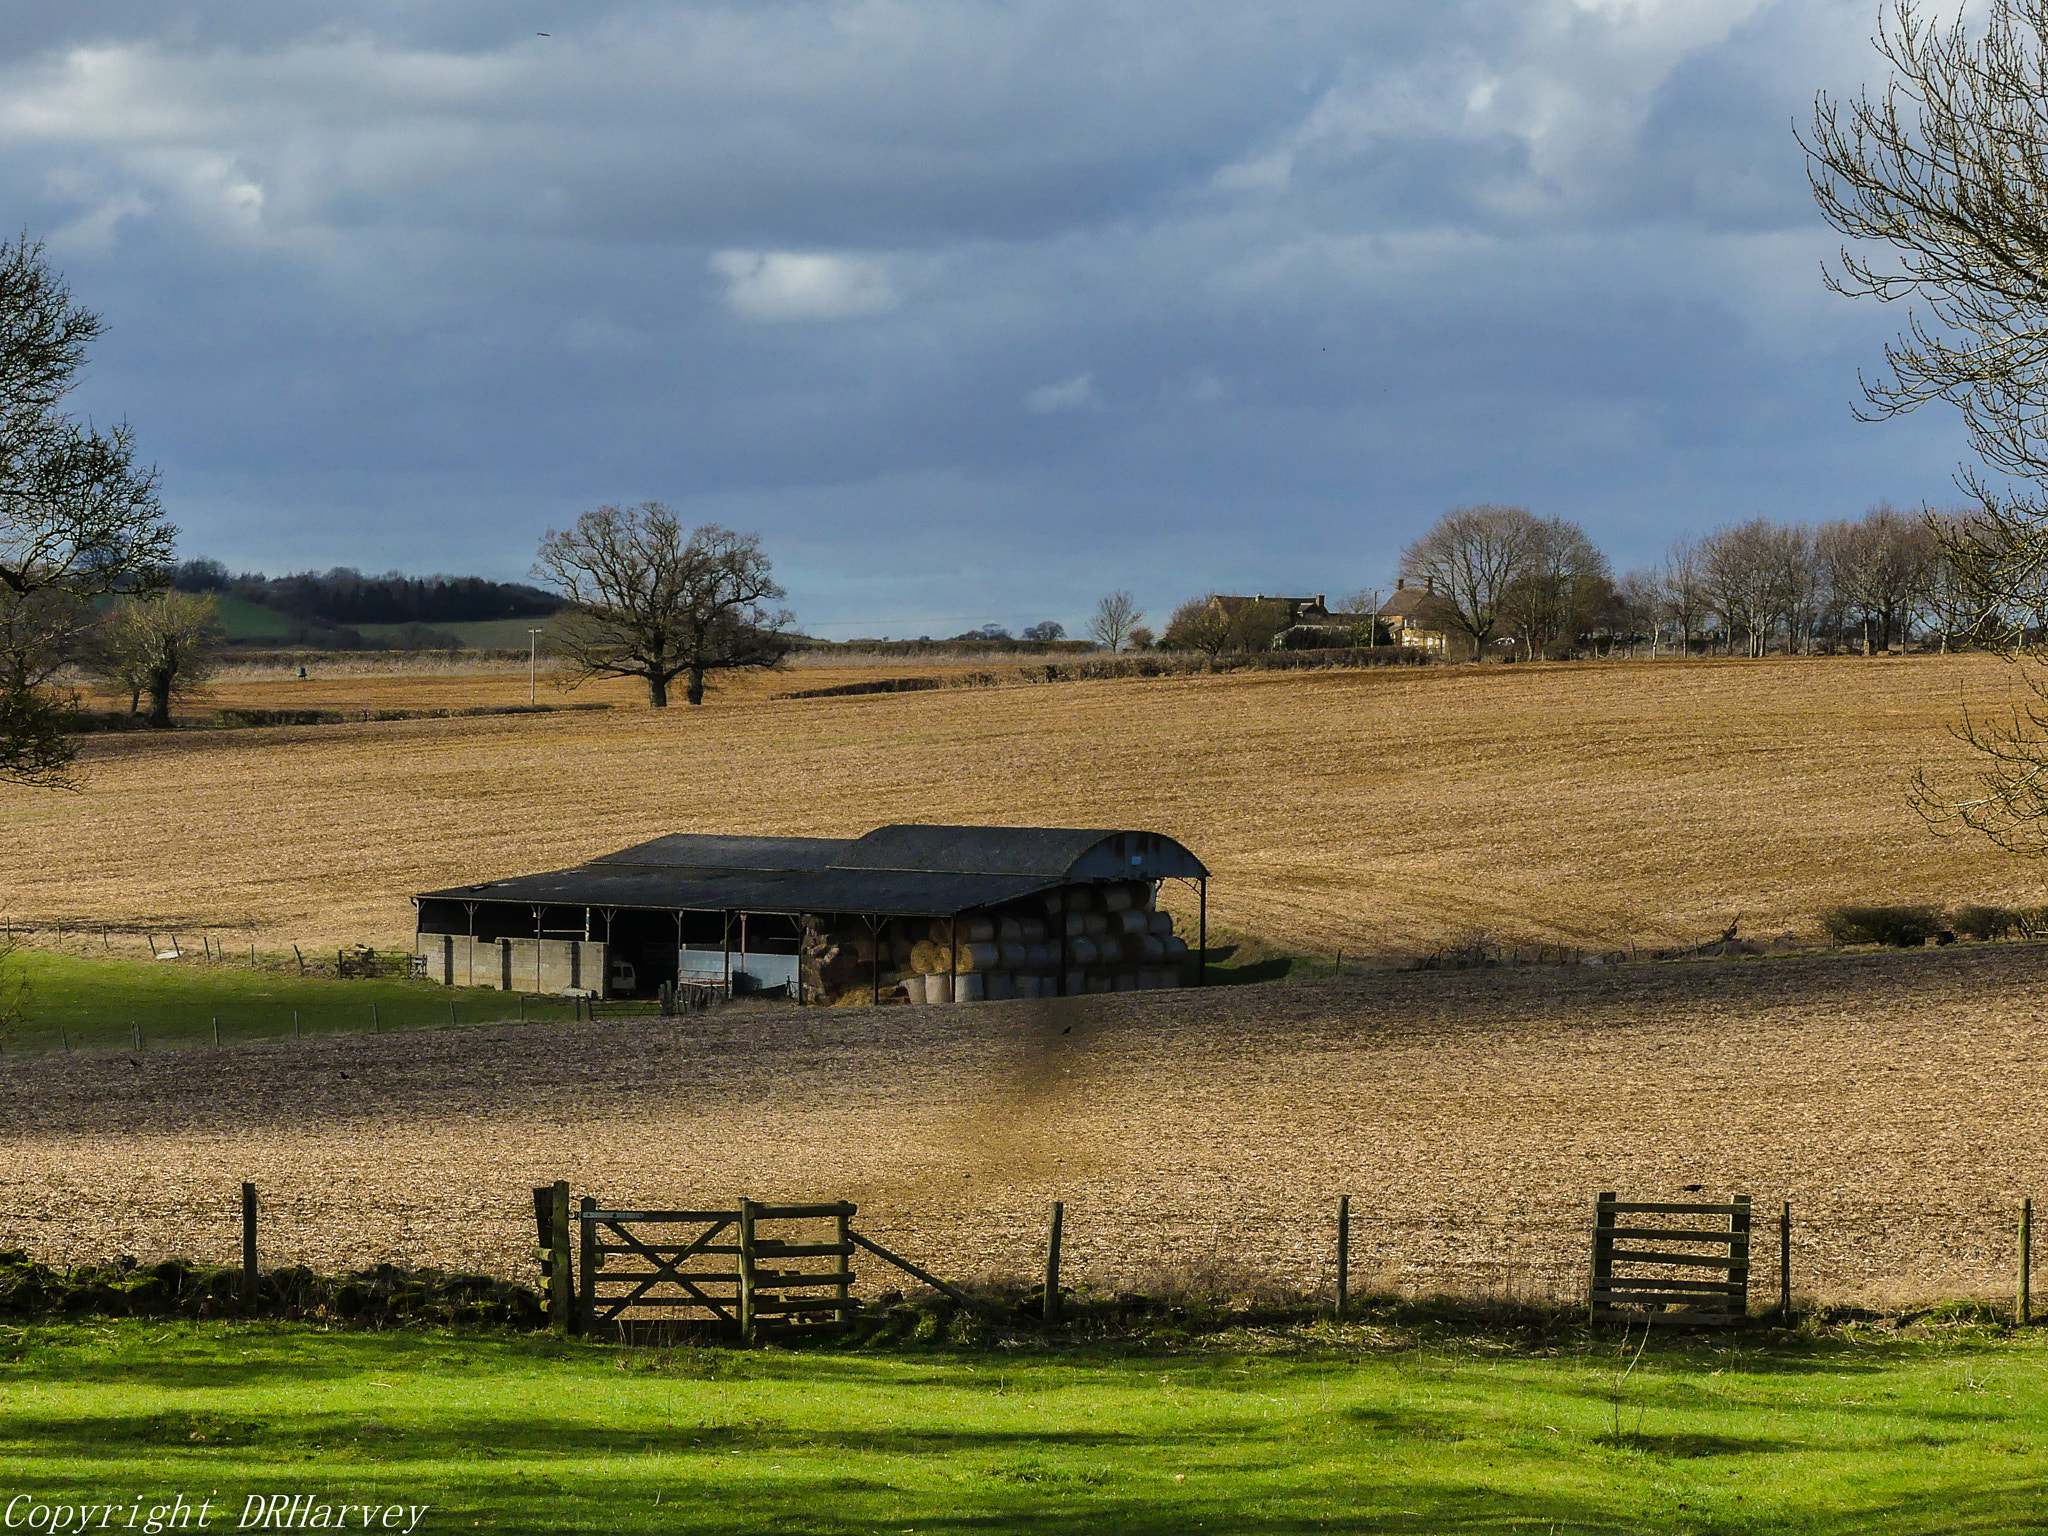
0,1318,2040,1533
0,949,581,1053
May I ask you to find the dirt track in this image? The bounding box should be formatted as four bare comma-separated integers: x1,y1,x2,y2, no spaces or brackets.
3,943,2044,1307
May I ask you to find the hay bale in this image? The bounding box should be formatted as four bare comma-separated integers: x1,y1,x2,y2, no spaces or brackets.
1064,969,1085,995
909,940,939,974
956,941,1001,972
1068,937,1100,966
986,972,1016,1001
1103,886,1133,912
927,974,954,1003
1139,935,1165,962
1114,910,1149,936
1148,911,1173,937
1000,940,1029,968
1015,974,1042,999
1085,975,1113,994
1082,913,1109,938
902,973,928,1004
1163,935,1189,959
956,973,985,1002
1066,888,1095,912
1027,942,1055,968
1114,973,1139,992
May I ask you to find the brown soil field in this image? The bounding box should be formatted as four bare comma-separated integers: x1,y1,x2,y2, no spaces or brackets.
2,944,2041,1305
3,652,2044,958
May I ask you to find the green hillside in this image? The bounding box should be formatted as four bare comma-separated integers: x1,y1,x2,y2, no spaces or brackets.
211,594,298,639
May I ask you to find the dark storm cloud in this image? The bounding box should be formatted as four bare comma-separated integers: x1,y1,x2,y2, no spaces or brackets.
0,0,1959,635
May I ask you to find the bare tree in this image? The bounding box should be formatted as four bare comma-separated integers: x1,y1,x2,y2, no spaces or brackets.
535,505,792,706
1700,521,1812,657
1161,595,1232,655
1498,517,1612,660
0,235,174,783
1614,568,1663,657
83,592,223,727
1400,506,1540,658
1659,538,1710,656
1089,591,1143,652
1816,504,1936,653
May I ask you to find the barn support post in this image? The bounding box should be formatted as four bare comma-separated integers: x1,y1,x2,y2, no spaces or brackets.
722,911,732,994
871,915,881,1005
463,902,478,986
950,911,960,1003
1197,878,1208,986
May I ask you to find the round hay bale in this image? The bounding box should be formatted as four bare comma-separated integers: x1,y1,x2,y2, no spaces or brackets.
1018,917,1047,943
986,972,1016,1001
1115,910,1149,937
957,941,1001,972
1000,940,1029,968
1148,910,1173,937
1082,913,1109,938
1015,974,1042,999
927,973,954,1003
1068,937,1100,967
1064,969,1085,996
956,972,985,1002
902,973,928,1004
1026,942,1055,968
1085,974,1113,994
909,940,939,974
1102,886,1133,913
1114,972,1139,992
1066,888,1095,912
1163,935,1189,959
1139,935,1166,963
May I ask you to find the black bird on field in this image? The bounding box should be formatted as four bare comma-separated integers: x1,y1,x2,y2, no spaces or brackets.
1681,1183,1704,1193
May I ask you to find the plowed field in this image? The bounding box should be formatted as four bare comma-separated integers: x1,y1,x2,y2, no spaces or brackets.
2,652,2043,961
3,942,2041,1306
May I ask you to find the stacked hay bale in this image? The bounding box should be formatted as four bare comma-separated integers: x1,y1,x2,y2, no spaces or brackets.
893,882,1188,1004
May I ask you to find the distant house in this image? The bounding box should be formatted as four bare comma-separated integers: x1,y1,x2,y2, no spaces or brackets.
1376,578,1459,654
1209,593,1336,625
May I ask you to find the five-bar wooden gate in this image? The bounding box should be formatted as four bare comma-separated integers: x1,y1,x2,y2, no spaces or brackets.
1590,1191,1752,1327
576,1197,857,1340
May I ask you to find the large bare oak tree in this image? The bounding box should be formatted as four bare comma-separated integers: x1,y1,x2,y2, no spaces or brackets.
534,504,793,706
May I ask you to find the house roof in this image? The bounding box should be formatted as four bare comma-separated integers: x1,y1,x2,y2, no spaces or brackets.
418,824,1208,918
1378,585,1457,624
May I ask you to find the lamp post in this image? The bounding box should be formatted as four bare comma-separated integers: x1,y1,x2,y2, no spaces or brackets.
527,627,544,705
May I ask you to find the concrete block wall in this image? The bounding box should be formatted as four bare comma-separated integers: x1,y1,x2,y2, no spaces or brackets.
419,934,607,996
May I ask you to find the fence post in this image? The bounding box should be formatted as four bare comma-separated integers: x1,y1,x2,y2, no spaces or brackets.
371,1002,379,1033
1336,1195,1351,1323
836,1205,853,1322
737,1196,758,1344
1589,1191,1615,1321
2021,1199,2034,1328
212,1017,220,1047
549,1181,572,1337
130,1022,140,1051
1044,1200,1065,1324
578,1195,596,1335
241,1182,258,1306
292,1010,299,1039
1779,1201,1793,1322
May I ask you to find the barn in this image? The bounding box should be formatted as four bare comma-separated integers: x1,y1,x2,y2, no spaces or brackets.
412,824,1210,1004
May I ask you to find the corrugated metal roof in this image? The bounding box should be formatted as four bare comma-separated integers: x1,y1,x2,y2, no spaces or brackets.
593,834,851,871
417,823,1206,917
419,863,1060,918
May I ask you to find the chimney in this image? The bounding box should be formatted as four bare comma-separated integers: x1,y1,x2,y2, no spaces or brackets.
1315,594,1325,609
1425,576,1435,593
1395,577,1405,590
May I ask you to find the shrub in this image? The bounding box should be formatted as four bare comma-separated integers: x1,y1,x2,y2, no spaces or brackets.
1820,904,1947,947
1950,904,2021,941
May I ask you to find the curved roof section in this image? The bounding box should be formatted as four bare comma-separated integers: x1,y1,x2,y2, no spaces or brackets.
416,823,1206,918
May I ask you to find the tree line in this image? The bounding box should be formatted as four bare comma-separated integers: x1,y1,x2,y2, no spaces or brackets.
169,559,559,629
1396,501,1978,661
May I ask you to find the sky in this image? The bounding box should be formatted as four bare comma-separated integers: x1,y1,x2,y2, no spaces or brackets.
0,0,1979,638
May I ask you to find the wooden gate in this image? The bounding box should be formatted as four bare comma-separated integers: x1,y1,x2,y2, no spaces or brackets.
576,1198,858,1340
1590,1192,1752,1327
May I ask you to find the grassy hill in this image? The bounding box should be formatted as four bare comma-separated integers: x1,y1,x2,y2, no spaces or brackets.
350,617,560,649
211,593,300,640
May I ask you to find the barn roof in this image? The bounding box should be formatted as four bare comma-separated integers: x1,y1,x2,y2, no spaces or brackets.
417,824,1207,919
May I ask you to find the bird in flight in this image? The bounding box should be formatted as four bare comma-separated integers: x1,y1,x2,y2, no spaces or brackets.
537,31,551,36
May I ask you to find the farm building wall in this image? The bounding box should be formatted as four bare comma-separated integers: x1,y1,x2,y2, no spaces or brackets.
419,934,608,996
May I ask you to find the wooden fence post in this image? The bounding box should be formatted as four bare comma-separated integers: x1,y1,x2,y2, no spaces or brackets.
241,1182,258,1306
130,1022,140,1051
1779,1201,1793,1322
836,1206,852,1320
212,1017,220,1047
371,1002,379,1033
1336,1195,1350,1323
549,1181,572,1337
737,1196,758,1344
578,1195,596,1335
2021,1199,2033,1328
1589,1191,1615,1321
1044,1200,1065,1324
